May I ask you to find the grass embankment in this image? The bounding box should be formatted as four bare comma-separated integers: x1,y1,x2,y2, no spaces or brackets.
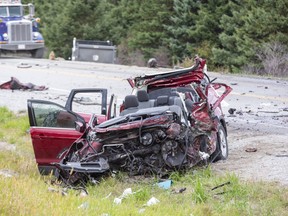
0,107,287,216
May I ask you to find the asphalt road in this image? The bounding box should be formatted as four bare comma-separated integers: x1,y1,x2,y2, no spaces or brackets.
1,57,288,185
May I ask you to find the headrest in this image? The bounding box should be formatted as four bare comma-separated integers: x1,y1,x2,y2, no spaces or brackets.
156,95,169,106
124,95,139,109
137,90,149,102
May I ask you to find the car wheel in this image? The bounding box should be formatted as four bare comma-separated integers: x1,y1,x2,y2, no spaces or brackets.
211,124,228,162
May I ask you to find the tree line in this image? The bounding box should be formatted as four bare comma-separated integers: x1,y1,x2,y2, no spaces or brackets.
25,0,288,76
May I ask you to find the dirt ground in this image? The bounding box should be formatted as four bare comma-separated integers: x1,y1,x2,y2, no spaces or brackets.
212,112,288,187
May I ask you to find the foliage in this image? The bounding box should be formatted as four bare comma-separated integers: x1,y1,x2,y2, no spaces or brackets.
22,0,288,75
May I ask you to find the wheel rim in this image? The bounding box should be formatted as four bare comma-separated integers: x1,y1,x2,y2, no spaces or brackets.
219,129,227,157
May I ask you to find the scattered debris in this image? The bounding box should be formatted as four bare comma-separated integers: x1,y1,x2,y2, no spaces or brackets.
47,186,68,196
102,192,112,199
275,154,288,157
257,111,279,114
245,147,257,152
211,181,231,191
266,152,288,157
146,197,160,206
78,202,89,209
79,189,89,198
260,103,271,107
0,77,48,91
0,169,18,178
113,197,122,205
228,108,236,115
156,179,172,189
236,110,243,115
17,62,32,68
230,83,238,85
172,187,186,194
113,188,133,205
138,208,146,214
0,142,16,151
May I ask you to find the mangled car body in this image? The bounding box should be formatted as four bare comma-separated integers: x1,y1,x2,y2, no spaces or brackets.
27,57,232,185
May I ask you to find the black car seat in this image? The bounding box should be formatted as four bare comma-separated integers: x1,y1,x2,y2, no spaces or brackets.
137,90,154,108
120,95,139,116
155,95,169,106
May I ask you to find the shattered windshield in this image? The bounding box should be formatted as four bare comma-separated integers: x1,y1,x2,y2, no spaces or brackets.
0,7,8,17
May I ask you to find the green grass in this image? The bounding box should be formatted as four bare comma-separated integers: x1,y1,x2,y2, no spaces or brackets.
0,107,287,216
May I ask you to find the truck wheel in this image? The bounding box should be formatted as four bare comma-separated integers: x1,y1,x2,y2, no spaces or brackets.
31,48,44,58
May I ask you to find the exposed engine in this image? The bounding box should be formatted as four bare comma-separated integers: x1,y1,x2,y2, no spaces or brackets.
57,111,207,185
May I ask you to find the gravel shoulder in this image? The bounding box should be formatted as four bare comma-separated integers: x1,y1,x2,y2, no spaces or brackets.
212,114,288,187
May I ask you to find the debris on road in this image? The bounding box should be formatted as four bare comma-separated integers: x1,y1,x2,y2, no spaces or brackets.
228,108,236,115
17,62,32,68
245,147,257,152
0,77,48,91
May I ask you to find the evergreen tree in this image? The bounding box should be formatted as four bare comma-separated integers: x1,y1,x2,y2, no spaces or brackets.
187,0,231,68
166,0,199,64
213,0,288,72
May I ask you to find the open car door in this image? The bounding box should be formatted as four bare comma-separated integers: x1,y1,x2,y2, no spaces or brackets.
27,88,113,175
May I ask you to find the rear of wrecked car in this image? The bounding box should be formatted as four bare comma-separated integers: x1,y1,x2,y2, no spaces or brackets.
55,56,232,185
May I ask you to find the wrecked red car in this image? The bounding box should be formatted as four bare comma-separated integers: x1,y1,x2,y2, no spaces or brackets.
28,57,232,185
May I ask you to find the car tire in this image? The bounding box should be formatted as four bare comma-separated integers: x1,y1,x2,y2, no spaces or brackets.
211,124,228,162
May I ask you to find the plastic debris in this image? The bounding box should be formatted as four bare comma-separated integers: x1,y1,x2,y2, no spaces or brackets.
157,179,172,189
146,197,160,206
102,192,112,199
113,188,133,205
78,202,89,209
119,188,133,199
138,208,146,214
113,197,122,205
0,169,18,178
79,189,89,197
47,186,67,196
